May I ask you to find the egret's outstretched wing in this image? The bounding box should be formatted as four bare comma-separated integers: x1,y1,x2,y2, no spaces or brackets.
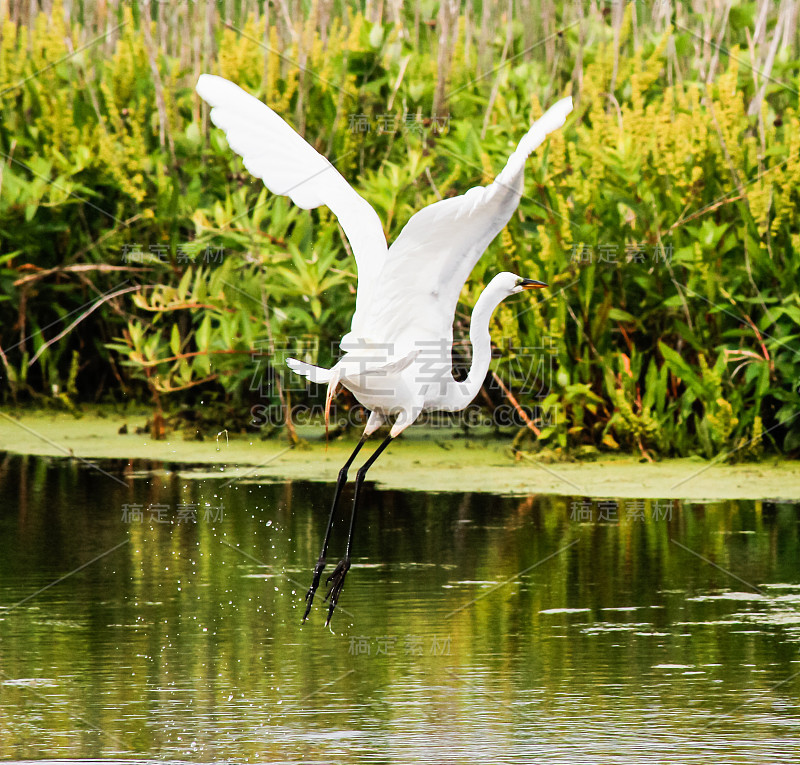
196,74,388,313
346,96,573,349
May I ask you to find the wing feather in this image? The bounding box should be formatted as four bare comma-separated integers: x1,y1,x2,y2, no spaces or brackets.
196,74,388,311
345,95,573,348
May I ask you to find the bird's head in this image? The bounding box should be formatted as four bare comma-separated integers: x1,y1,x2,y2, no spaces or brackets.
492,271,548,295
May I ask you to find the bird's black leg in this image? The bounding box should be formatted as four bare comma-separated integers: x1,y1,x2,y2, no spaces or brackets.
302,432,369,623
325,433,394,626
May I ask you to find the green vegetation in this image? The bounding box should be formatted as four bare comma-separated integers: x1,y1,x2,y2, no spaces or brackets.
3,411,800,499
1,1,799,460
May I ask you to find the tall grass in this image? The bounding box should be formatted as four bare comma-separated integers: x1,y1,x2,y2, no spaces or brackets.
1,0,799,458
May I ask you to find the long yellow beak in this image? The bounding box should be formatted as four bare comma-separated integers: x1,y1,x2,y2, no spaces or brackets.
521,279,547,290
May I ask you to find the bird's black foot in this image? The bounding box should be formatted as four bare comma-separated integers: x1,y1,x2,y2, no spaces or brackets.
302,557,326,623
324,558,351,626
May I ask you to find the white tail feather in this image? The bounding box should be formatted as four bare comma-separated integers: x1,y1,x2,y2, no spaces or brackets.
286,357,333,384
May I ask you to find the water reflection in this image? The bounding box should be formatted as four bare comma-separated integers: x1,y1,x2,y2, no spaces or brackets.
0,453,798,762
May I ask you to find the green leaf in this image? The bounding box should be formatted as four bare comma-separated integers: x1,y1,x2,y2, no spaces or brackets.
170,323,181,356
196,315,211,351
658,342,707,398
194,352,211,377
608,308,637,323
177,267,193,302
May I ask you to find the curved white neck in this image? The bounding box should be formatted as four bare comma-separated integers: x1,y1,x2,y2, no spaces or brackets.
447,281,510,410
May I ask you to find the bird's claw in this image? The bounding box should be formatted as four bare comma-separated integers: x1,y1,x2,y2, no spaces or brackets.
301,557,326,623
324,558,350,626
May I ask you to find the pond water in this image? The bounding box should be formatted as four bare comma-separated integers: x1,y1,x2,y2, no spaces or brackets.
0,452,799,763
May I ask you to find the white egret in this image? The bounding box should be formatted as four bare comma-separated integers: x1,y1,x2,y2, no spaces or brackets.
196,74,572,624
